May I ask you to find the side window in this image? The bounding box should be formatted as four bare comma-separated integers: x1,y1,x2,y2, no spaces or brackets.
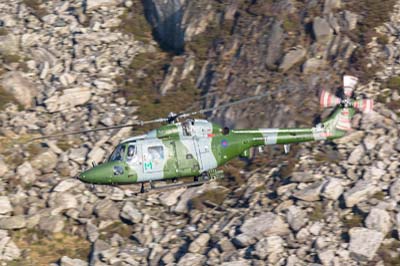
148,146,164,161
126,144,137,162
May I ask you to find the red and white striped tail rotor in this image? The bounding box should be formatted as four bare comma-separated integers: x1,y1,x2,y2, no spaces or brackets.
320,90,341,108
353,99,374,113
335,108,352,131
343,75,358,97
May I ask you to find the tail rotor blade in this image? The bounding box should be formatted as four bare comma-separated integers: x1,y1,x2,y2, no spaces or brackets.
353,99,374,113
336,108,352,131
343,75,358,97
320,90,341,108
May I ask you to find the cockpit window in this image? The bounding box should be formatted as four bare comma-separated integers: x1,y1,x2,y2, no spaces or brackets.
126,144,137,162
109,145,126,162
182,120,193,136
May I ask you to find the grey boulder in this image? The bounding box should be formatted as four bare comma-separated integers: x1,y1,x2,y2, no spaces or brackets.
349,227,384,261
240,212,289,238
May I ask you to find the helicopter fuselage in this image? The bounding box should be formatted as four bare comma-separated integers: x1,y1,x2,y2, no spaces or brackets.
78,114,348,185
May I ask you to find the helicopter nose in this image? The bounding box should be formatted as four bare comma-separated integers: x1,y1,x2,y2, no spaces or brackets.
78,168,99,184
78,172,89,183
77,163,112,184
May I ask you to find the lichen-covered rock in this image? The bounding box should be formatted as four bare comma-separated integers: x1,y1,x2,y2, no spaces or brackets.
68,148,89,165
365,208,392,235
323,0,341,14
0,158,8,177
86,0,121,10
313,17,333,42
120,201,143,223
94,199,120,220
240,212,289,238
48,193,79,212
177,253,207,266
253,236,284,262
0,238,21,261
344,180,378,207
158,188,186,207
286,206,307,231
16,161,36,184
348,145,365,165
44,87,92,113
266,20,284,69
53,179,82,192
302,58,326,74
0,216,26,230
39,215,65,233
59,256,88,266
0,196,12,215
188,233,210,254
321,177,343,200
1,71,37,108
279,47,306,72
30,150,58,174
349,227,384,261
294,181,324,202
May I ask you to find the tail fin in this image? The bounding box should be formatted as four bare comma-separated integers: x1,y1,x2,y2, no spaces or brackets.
322,107,356,135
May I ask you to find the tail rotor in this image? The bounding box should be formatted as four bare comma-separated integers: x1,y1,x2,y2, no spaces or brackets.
320,75,374,131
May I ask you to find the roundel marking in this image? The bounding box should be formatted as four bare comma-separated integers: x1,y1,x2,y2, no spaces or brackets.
221,139,228,148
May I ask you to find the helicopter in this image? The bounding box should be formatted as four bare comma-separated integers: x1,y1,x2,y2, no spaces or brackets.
33,75,373,193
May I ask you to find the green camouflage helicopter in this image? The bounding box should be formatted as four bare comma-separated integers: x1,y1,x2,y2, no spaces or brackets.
35,75,373,193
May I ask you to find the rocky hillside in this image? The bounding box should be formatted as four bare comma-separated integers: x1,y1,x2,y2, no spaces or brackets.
0,0,400,265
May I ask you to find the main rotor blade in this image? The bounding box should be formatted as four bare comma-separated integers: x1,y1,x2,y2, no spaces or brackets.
177,91,275,119
29,118,168,142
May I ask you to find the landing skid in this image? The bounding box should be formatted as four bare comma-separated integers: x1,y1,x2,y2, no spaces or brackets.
142,169,225,193
148,179,209,192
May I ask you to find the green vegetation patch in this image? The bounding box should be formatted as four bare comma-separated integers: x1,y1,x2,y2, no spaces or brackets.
11,229,90,265
186,16,233,61
347,0,396,82
347,0,396,37
112,1,152,42
117,50,201,128
386,76,400,92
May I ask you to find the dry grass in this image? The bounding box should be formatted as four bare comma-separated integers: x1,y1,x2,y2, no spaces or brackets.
22,0,48,19
342,213,363,228
190,189,229,210
377,240,400,266
309,203,325,221
0,85,19,111
386,76,400,92
12,229,90,266
99,221,133,240
0,28,8,36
